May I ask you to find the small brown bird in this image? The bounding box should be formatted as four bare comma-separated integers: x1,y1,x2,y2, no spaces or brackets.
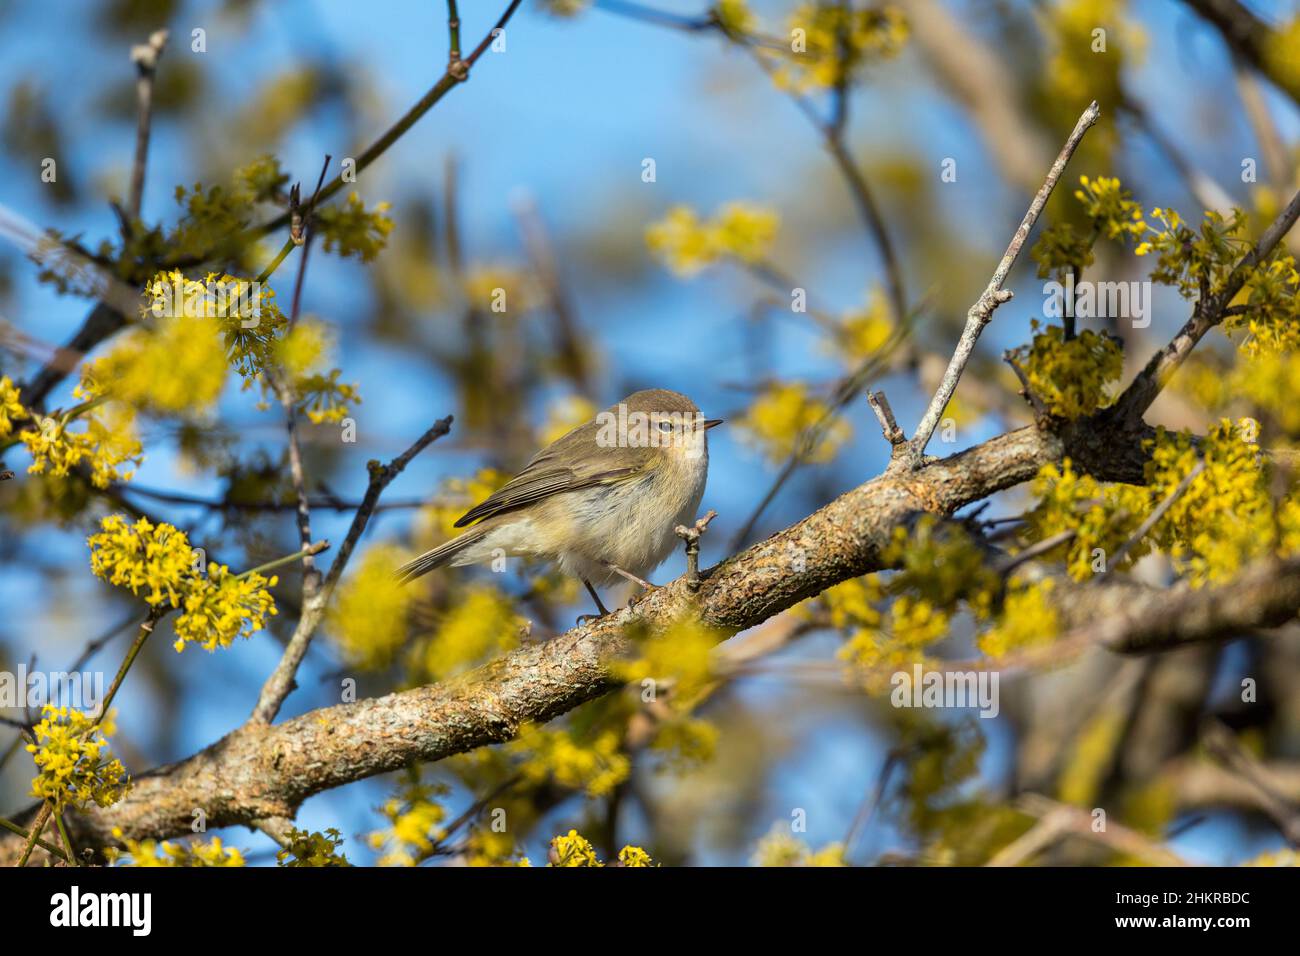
396,389,721,615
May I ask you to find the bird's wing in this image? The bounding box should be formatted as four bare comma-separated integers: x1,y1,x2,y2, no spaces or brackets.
453,419,649,528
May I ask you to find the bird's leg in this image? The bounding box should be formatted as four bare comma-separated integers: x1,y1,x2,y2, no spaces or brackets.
602,562,652,590
577,578,610,625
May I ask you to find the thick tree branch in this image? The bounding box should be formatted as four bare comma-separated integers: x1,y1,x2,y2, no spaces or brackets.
0,412,1160,862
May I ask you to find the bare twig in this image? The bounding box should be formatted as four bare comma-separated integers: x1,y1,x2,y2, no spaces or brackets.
908,101,1100,464
0,814,68,863
867,390,906,449
93,606,165,726
988,793,1188,866
127,29,168,220
997,529,1076,576
674,510,718,591
1203,720,1300,846
17,803,52,867
1104,460,1204,572
250,415,454,724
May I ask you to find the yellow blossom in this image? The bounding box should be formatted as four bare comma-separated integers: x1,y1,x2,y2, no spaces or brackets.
734,381,849,465
419,585,522,681
0,375,25,438
26,705,130,811
548,829,601,866
172,563,278,653
1016,322,1123,419
20,405,143,488
752,824,847,866
369,773,450,867
315,192,393,262
276,827,350,866
77,314,226,415
978,579,1059,658
327,543,415,669
88,514,194,607
766,4,908,92
88,514,279,651
105,828,244,867
510,723,630,798
646,201,779,277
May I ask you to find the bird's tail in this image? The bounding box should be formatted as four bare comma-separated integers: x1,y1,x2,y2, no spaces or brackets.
394,523,493,584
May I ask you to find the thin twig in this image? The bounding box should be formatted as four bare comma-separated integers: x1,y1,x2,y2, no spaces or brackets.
0,814,68,862
94,606,165,726
17,802,52,867
1105,460,1204,572
907,101,1100,465
127,29,168,220
250,416,454,724
674,510,718,591
251,0,524,239
997,528,1077,576
867,390,906,448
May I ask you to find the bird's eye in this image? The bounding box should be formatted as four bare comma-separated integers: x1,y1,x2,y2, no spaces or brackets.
658,420,674,433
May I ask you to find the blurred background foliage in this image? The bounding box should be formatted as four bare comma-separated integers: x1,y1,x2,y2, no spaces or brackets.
2,0,1300,866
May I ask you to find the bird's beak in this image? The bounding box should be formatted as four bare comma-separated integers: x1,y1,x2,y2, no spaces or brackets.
703,418,724,430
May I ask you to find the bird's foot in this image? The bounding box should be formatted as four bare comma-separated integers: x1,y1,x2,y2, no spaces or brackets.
575,612,605,626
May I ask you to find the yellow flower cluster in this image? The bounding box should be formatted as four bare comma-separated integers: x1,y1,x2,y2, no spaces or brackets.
751,825,846,866
829,288,895,364
734,381,849,465
77,315,227,416
10,392,142,489
1229,256,1300,358
766,3,908,92
1025,422,1276,589
88,515,279,651
276,827,350,866
1144,421,1271,587
368,774,450,867
275,320,363,425
173,563,279,653
977,578,1059,658
1136,206,1248,300
511,723,630,798
1026,458,1148,580
1030,222,1095,281
26,705,130,811
419,585,522,681
326,543,415,670
88,514,194,607
645,202,778,277
105,828,245,867
1044,0,1144,111
0,375,25,437
315,191,394,262
547,829,656,867
611,617,722,706
1016,322,1123,419
1075,175,1147,242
